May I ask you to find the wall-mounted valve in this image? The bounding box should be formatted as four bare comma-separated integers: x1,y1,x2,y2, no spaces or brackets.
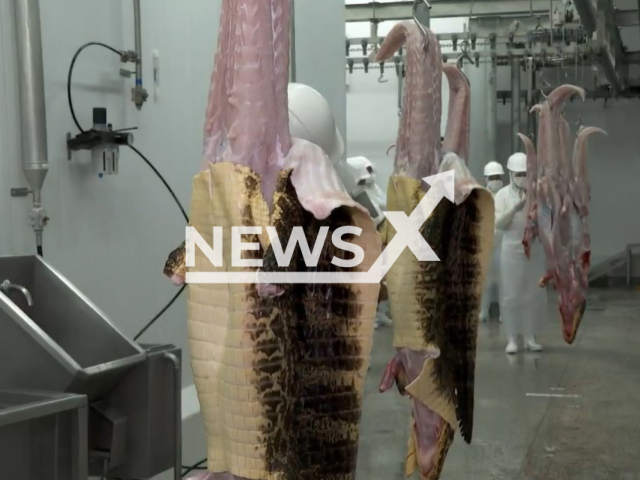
67,108,134,176
348,58,355,74
363,58,370,73
346,39,351,57
471,33,477,50
452,34,458,51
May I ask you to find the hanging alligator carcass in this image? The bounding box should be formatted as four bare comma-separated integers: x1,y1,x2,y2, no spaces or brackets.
521,85,606,344
375,21,495,480
164,1,381,479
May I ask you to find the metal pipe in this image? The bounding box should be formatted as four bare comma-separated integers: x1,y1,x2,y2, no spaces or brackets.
0,280,34,307
526,56,537,140
14,0,49,252
511,57,521,152
487,58,498,161
134,0,142,79
290,0,296,82
398,62,404,114
132,0,148,109
164,352,182,480
370,20,379,53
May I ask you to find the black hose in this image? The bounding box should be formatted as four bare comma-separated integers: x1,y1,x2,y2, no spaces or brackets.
127,145,189,340
128,145,189,341
128,145,189,223
182,459,207,477
133,285,186,341
67,43,190,341
67,42,122,133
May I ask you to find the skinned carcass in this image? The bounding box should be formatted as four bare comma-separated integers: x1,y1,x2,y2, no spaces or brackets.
522,85,606,344
376,22,495,480
441,64,470,162
164,1,381,479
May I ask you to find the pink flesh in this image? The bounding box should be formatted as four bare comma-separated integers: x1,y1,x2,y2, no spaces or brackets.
170,274,185,286
442,64,470,162
185,474,216,480
525,85,607,343
572,127,607,290
376,22,442,180
380,349,444,477
202,0,292,206
518,133,539,259
186,473,241,480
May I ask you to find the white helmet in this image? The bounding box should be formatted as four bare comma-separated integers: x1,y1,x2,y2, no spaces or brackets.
288,83,345,163
507,152,527,173
340,156,376,192
483,161,505,176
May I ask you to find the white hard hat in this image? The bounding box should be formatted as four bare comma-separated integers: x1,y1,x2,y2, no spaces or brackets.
288,83,345,163
484,161,505,176
338,156,376,193
507,152,527,173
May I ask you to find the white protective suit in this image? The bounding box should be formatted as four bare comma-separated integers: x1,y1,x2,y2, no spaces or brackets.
338,156,391,328
480,163,504,321
495,175,547,343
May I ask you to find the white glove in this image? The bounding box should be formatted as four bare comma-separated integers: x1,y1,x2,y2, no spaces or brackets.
496,199,526,230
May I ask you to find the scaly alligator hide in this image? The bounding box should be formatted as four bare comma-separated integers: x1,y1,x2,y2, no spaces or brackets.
186,163,380,480
376,21,495,480
165,1,381,479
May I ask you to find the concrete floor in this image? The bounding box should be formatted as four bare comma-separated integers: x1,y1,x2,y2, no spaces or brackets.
356,288,640,480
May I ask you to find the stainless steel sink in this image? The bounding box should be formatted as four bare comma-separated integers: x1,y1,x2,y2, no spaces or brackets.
0,255,145,400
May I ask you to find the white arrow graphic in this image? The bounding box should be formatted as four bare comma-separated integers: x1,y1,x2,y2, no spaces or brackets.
365,170,455,283
186,170,455,284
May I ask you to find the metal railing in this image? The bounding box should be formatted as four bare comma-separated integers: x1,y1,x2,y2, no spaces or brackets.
626,243,640,286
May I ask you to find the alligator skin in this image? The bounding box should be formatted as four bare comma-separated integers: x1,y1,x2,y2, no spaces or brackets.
182,163,380,480
165,0,381,478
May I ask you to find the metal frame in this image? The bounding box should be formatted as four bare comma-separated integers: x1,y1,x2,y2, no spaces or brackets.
0,389,88,480
346,1,639,91
346,0,560,22
347,43,591,64
561,0,627,91
615,9,639,27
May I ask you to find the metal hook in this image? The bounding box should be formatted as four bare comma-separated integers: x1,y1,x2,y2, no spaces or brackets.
412,0,432,41
378,63,388,83
456,40,475,69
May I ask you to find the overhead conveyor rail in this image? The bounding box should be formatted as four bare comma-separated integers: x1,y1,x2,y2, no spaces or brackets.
345,0,640,91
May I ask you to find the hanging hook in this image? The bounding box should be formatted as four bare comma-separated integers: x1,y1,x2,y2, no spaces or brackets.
456,40,475,69
412,0,432,42
378,62,388,83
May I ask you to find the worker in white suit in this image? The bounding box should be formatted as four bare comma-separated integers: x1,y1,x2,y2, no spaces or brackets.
495,153,547,354
338,156,390,329
288,84,390,331
480,161,505,323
